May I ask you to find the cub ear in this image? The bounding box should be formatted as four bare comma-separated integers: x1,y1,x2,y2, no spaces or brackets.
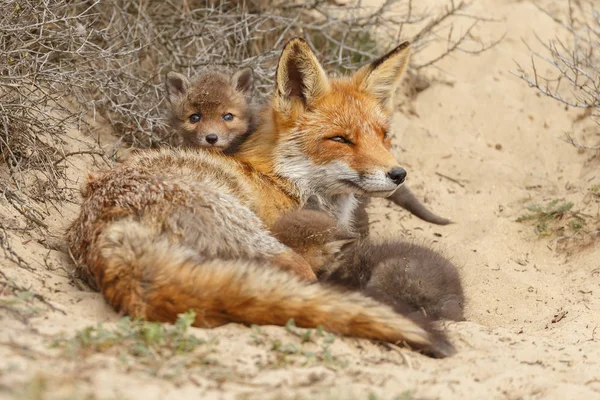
275,38,330,111
165,71,191,104
324,227,358,256
323,238,357,258
231,67,254,98
86,172,96,184
353,41,411,114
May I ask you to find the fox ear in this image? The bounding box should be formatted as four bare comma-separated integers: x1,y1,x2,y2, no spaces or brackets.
353,41,411,114
86,172,96,184
275,38,330,110
231,67,254,98
165,71,190,104
323,239,356,257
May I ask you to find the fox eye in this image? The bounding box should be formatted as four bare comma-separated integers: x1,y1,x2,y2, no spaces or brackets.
189,113,201,123
329,136,352,145
223,113,234,122
383,131,389,139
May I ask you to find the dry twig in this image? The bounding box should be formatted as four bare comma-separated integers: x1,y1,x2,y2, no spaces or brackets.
513,0,600,150
0,0,499,271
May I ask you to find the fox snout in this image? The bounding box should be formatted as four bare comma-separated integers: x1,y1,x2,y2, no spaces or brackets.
204,133,220,145
351,165,406,197
387,167,407,185
186,130,231,149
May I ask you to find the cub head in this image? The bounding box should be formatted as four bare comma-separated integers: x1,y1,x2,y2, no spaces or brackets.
165,68,255,150
271,209,356,274
272,38,410,199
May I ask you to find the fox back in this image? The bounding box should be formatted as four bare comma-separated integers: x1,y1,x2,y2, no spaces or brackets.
271,209,355,273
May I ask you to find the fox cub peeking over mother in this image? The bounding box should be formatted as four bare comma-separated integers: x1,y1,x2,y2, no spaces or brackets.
67,38,454,357
165,67,256,153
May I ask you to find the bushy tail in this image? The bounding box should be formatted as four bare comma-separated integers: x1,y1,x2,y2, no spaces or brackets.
91,220,454,357
391,186,452,225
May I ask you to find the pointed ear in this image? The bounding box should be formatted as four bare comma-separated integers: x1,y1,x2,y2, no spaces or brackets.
231,67,254,98
165,71,190,104
323,239,357,257
86,172,96,184
275,38,330,110
353,41,411,114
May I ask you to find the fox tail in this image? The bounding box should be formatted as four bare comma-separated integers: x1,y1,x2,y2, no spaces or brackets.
90,220,454,358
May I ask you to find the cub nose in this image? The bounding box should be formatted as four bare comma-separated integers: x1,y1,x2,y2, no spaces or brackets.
387,167,407,185
205,134,219,145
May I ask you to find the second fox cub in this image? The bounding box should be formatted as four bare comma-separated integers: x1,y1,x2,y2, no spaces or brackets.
164,67,450,230
67,38,454,357
165,68,255,151
272,209,465,322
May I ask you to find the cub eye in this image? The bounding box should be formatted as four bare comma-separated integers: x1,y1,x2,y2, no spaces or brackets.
189,113,201,123
383,131,389,139
223,113,234,122
329,136,352,145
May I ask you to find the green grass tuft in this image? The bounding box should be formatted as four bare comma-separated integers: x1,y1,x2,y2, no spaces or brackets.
516,199,583,237
54,310,206,361
250,319,346,369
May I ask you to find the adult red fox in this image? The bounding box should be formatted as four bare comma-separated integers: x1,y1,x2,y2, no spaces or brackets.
67,38,454,357
164,66,450,231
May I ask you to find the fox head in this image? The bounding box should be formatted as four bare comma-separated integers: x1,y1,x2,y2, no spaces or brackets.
165,68,255,149
272,38,410,199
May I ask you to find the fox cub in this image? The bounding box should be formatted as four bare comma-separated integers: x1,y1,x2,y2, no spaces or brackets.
165,68,256,152
272,209,465,322
68,38,454,357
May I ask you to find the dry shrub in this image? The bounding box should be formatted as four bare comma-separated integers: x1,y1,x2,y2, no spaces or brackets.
514,1,600,251
0,1,91,196
0,0,498,216
515,0,600,150
62,0,500,148
0,0,501,297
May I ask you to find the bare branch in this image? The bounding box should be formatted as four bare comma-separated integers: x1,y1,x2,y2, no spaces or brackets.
563,133,600,150
514,1,600,150
0,0,500,209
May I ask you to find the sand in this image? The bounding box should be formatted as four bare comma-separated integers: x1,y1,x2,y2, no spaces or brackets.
1,0,599,399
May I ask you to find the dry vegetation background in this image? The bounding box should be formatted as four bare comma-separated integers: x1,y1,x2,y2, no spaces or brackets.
515,0,600,151
0,0,499,273
0,0,599,399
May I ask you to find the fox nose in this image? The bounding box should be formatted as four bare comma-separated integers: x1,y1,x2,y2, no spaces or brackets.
205,134,219,145
387,167,407,185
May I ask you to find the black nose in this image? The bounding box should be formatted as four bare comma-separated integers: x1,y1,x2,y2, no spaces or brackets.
205,134,219,144
387,167,407,185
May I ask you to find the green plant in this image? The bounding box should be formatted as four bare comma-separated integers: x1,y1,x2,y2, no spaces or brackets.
250,319,346,369
54,310,206,360
516,200,583,237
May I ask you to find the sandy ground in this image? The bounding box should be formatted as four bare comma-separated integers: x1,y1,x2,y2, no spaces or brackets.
1,0,599,399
